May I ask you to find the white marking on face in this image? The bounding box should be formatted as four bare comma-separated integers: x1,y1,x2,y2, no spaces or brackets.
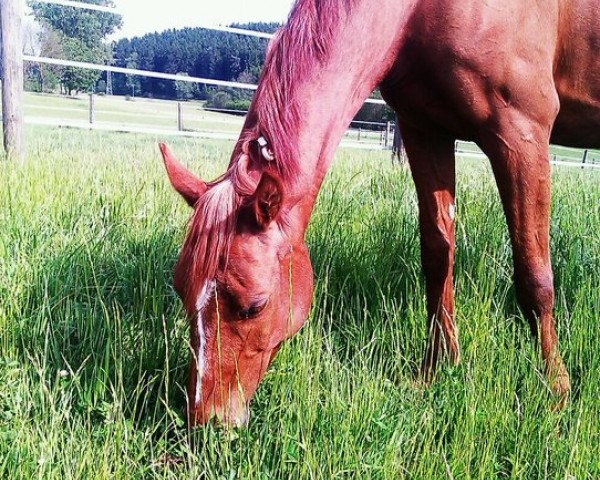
449,203,456,221
195,280,216,406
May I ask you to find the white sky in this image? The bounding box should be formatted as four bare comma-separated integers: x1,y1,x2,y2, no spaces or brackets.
112,0,296,39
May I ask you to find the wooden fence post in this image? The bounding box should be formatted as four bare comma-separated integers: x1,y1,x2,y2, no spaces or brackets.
177,102,184,131
384,121,392,148
89,93,95,124
1,0,25,162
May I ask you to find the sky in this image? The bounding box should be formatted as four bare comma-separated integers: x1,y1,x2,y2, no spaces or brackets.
112,0,296,39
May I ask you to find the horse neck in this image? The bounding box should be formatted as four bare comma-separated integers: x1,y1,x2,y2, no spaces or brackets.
259,0,413,220
239,0,418,229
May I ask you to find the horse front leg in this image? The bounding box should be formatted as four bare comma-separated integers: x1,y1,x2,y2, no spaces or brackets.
480,110,571,403
402,124,459,380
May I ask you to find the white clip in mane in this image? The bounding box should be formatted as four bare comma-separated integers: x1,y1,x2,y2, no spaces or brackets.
257,136,276,162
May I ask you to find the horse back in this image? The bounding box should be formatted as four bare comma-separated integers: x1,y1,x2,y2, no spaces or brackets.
382,0,600,148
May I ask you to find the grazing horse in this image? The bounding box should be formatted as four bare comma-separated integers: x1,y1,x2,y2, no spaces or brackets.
161,0,600,425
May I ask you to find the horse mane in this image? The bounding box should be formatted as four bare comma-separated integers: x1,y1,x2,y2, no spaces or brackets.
253,0,357,180
179,0,356,303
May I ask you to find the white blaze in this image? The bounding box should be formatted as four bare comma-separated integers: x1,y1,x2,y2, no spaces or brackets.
449,203,456,221
195,280,215,406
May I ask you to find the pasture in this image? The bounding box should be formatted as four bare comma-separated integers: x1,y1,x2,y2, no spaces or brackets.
0,125,598,478
20,92,388,147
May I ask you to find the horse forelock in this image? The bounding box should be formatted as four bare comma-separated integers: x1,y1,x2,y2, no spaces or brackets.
180,176,238,305
179,147,266,305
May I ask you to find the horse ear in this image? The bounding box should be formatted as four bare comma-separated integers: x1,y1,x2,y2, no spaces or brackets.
253,172,284,228
159,143,207,207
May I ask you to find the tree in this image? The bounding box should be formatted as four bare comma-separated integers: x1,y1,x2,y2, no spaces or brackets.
112,24,279,99
22,19,63,93
174,73,197,101
354,90,395,125
23,19,42,91
30,0,122,94
29,0,122,46
61,37,108,94
125,52,140,97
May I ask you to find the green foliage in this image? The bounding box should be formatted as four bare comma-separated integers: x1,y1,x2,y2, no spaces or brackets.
24,65,42,92
29,0,122,94
174,74,198,101
205,88,252,112
124,52,141,97
226,99,253,111
29,0,122,47
230,22,281,34
112,24,279,100
96,79,107,93
23,25,63,93
0,126,598,478
37,66,61,93
354,90,395,125
60,37,109,94
355,103,396,124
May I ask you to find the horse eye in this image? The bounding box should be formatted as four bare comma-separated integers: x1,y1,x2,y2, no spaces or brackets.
239,300,268,320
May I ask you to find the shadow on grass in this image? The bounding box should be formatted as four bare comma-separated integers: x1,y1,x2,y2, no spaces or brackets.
12,222,189,432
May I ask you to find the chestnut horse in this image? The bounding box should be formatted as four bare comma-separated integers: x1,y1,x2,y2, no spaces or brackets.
161,0,600,425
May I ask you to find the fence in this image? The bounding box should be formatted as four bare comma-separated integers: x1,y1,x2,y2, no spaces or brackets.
1,0,600,170
454,141,600,169
22,91,396,150
1,0,393,160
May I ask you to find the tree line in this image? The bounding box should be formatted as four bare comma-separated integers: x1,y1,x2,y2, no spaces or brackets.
111,23,278,110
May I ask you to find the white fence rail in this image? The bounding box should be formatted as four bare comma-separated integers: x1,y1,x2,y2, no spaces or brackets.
23,55,388,104
24,55,260,90
28,0,120,14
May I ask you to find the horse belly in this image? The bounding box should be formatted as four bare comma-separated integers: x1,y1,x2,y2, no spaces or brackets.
552,0,600,148
552,98,600,149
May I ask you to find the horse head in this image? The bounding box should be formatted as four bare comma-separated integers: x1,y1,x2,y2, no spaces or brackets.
160,142,314,426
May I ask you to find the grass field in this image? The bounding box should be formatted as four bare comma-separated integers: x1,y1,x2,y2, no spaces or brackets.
19,92,388,146
13,92,600,160
0,125,599,478
24,92,246,133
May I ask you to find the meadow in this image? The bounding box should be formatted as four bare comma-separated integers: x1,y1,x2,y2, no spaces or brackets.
0,125,598,479
21,92,387,147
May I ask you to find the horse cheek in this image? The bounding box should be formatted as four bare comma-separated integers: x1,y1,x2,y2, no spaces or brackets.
285,249,314,339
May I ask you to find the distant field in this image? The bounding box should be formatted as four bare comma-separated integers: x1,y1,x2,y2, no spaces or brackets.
10,91,600,165
0,126,598,478
24,92,245,134
19,92,387,147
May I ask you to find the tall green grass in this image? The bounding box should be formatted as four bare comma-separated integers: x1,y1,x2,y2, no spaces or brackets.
0,126,598,478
